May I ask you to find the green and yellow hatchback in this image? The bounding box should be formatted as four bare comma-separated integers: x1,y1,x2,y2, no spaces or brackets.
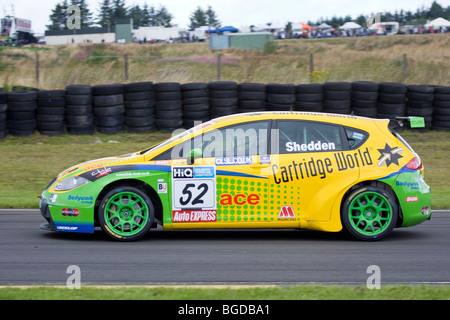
39,112,431,241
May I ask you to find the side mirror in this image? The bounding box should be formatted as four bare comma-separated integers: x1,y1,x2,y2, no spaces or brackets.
187,148,202,164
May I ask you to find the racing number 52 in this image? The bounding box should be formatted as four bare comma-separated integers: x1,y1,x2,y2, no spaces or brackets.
179,183,208,206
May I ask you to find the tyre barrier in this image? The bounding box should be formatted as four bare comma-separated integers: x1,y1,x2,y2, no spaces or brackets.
154,82,183,132
1,81,450,138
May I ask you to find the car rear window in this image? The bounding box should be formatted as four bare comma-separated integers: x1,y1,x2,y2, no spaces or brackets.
344,127,369,149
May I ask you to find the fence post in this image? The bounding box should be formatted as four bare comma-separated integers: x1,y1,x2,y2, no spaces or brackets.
217,54,222,80
402,53,408,83
309,54,314,83
124,55,129,82
35,52,40,87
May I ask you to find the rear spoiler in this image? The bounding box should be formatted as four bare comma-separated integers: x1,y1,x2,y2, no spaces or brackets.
389,116,425,130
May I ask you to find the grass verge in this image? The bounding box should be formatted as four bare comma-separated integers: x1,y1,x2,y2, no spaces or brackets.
0,284,450,300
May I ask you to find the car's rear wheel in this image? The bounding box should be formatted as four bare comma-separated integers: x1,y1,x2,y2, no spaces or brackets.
341,185,398,241
98,186,154,241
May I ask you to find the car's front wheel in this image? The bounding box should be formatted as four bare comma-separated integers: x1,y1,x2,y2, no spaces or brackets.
98,186,154,241
341,185,398,241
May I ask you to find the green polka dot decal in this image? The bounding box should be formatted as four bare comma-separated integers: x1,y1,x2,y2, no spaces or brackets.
216,177,301,222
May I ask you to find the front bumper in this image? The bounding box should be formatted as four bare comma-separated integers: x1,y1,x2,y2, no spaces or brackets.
39,196,56,231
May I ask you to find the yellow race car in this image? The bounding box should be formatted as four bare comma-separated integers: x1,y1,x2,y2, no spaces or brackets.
40,112,431,241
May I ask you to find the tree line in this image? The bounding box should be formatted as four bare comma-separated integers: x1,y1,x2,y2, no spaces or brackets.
47,0,221,31
48,0,449,32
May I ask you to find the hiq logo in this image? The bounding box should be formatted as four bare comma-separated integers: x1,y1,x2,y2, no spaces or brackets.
173,167,193,179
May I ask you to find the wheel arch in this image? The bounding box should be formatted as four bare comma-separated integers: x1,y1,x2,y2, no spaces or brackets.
340,180,403,227
94,179,163,228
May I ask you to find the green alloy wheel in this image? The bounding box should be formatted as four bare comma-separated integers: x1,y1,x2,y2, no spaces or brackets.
99,186,154,241
342,186,398,241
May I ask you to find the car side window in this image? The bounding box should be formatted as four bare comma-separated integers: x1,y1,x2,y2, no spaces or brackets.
345,127,369,149
152,121,270,160
278,120,344,154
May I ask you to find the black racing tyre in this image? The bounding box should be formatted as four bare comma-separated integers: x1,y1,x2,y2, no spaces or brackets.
237,108,265,113
8,119,36,130
209,98,238,108
125,107,154,117
406,92,433,101
265,102,292,111
296,93,323,102
406,100,433,108
66,114,94,126
434,107,450,116
37,121,65,131
65,85,92,95
124,91,154,101
378,93,406,104
126,116,155,127
94,104,125,116
351,81,379,92
324,90,351,100
37,98,65,107
181,83,208,91
406,107,433,117
0,103,7,112
182,89,208,98
8,111,35,121
38,90,65,98
155,118,183,128
434,94,450,101
155,91,182,100
353,107,378,118
154,82,181,92
93,84,124,95
65,94,93,105
182,110,210,119
434,86,450,94
351,99,377,109
127,125,155,133
266,83,295,94
294,101,323,112
124,81,153,93
7,91,38,102
182,103,209,112
36,114,65,122
351,91,378,101
125,100,155,109
0,92,6,104
296,84,323,94
341,185,398,241
377,103,406,115
183,97,209,105
209,90,237,98
0,130,6,138
66,124,95,135
97,125,123,134
407,85,434,94
95,114,124,127
238,100,266,109
93,94,124,107
66,104,93,116
323,82,351,91
155,100,182,110
433,100,450,108
208,81,237,91
237,91,266,100
238,83,266,92
8,101,37,112
36,106,65,115
266,93,295,104
379,82,407,94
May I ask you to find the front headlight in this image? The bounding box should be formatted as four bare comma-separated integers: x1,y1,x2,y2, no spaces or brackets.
53,176,89,191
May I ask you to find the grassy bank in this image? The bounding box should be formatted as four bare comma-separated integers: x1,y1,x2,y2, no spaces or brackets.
0,129,448,209
1,284,450,300
0,34,449,89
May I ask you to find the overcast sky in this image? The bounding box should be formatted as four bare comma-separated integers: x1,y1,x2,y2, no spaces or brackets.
1,0,447,34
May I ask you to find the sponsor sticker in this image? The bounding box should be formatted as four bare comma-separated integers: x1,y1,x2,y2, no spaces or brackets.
172,210,217,223
278,206,296,219
158,183,168,193
406,196,418,202
215,156,253,166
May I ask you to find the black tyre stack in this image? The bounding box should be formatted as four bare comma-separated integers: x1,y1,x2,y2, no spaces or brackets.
7,90,38,137
0,91,7,138
294,84,323,112
154,82,183,131
351,81,379,118
432,86,450,131
237,83,266,113
65,85,95,135
265,83,295,111
208,81,238,118
124,82,155,133
36,90,66,136
322,82,352,114
181,83,210,128
406,85,434,130
93,84,125,134
377,82,407,120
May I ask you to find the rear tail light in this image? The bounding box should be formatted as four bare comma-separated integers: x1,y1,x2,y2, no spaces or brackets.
406,157,423,170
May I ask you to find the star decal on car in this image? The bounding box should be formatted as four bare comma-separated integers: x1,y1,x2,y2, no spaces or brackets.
377,144,403,167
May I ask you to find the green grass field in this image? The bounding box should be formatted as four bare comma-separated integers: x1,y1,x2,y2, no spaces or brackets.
1,284,450,300
0,129,448,209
